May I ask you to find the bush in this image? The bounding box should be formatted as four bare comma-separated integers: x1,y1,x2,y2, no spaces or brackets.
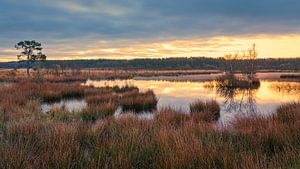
216,74,260,89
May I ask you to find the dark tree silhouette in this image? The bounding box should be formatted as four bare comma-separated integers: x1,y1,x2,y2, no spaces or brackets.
15,40,47,76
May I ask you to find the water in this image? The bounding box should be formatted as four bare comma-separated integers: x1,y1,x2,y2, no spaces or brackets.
114,106,155,120
41,97,154,120
84,79,300,124
41,99,87,114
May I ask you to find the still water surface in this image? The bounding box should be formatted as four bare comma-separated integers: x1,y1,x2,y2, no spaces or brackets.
41,99,87,114
42,77,299,124
85,79,300,124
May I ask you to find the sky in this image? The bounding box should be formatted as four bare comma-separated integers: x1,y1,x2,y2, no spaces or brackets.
0,0,300,61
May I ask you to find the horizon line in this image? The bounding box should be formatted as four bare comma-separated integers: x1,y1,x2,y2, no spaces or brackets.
1,56,300,63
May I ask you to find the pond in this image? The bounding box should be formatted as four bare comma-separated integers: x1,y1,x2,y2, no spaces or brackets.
84,78,299,124
42,99,155,120
41,99,87,114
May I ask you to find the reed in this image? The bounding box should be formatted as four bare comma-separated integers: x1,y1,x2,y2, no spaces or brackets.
0,106,300,168
79,102,118,121
84,87,114,96
112,85,139,93
40,83,85,102
155,108,190,127
0,77,299,168
121,90,158,112
86,94,118,105
190,100,220,122
46,107,74,122
276,102,300,124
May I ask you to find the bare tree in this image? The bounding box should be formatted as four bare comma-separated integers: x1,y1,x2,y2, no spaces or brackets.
223,44,258,86
235,44,258,81
223,53,239,87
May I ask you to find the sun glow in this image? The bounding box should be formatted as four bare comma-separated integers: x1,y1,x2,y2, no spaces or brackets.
1,34,300,62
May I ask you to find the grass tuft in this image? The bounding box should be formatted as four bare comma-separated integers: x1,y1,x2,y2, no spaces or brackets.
190,100,220,122
121,90,158,112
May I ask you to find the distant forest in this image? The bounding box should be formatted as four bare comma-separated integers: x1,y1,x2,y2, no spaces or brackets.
0,57,299,71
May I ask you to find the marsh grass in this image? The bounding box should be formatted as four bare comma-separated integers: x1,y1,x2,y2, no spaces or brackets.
280,74,300,79
155,108,190,127
79,102,118,121
112,85,139,93
47,107,74,122
0,103,300,168
276,102,300,124
121,90,158,112
86,94,119,105
0,69,220,83
0,78,300,168
40,83,85,102
216,74,260,89
190,100,220,122
84,87,114,96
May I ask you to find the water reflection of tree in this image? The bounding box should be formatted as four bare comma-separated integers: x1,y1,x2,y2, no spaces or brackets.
204,81,259,115
215,87,258,115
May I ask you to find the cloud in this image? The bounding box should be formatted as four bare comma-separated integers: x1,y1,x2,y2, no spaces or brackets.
0,0,300,60
51,0,134,16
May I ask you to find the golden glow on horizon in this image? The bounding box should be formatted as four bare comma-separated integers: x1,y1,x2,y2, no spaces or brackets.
1,34,300,62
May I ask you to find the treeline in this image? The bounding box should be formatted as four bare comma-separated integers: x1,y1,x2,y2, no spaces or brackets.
0,57,299,70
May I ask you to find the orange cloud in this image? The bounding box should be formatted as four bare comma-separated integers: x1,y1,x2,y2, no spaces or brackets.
1,34,300,62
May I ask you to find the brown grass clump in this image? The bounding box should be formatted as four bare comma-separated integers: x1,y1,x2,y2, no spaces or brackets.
46,107,74,122
276,102,300,124
190,100,220,122
216,74,260,89
155,108,190,127
79,102,118,121
40,83,85,102
86,94,119,105
120,90,158,112
112,85,139,93
84,87,114,96
0,81,42,122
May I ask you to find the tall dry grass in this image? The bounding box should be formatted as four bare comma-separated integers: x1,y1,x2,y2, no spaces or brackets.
0,78,299,168
190,100,220,122
86,94,119,105
1,102,299,169
121,90,158,112
40,83,85,102
79,102,118,121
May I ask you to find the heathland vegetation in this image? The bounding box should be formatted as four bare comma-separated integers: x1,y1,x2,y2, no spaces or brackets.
0,73,299,168
0,43,299,168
